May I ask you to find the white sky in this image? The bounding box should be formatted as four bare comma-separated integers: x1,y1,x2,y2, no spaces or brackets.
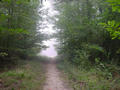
40,0,58,35
40,39,58,57
40,0,58,58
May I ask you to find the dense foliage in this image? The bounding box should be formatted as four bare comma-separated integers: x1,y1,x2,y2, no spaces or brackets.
0,0,45,67
55,0,120,69
55,0,120,89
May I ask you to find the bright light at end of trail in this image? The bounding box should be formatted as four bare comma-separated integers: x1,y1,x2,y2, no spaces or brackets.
39,0,58,58
40,39,58,58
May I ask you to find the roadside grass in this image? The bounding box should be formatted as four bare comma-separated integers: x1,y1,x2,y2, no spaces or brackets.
57,60,120,90
0,60,45,90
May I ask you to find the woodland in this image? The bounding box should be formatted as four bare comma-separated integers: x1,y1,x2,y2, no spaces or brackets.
0,0,120,90
0,0,46,68
55,0,120,89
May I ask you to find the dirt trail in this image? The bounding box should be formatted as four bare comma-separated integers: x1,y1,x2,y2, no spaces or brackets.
43,60,72,90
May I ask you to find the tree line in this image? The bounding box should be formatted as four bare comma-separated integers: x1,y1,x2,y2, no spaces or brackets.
55,0,120,71
0,0,45,68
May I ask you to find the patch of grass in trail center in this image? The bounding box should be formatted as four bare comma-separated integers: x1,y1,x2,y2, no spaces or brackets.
57,60,120,90
0,60,45,90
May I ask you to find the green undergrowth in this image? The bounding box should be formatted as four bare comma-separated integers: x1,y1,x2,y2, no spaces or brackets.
0,59,45,90
58,60,120,90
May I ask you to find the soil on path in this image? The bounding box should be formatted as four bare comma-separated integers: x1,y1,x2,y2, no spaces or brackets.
43,60,72,90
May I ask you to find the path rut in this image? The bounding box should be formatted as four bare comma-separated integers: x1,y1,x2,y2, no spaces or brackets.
43,60,72,90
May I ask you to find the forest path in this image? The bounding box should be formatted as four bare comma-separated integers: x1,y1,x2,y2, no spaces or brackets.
43,60,72,90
